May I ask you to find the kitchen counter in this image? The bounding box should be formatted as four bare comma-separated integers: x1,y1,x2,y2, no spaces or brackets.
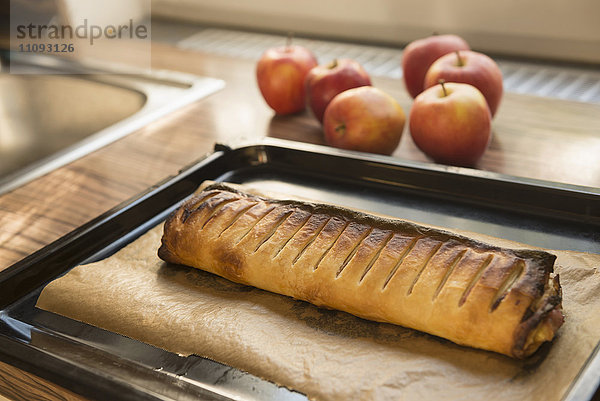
0,42,599,400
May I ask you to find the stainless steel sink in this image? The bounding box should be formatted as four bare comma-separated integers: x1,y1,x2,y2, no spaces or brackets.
0,52,224,194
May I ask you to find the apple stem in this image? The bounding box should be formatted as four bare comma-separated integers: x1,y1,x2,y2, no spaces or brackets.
335,123,346,135
329,59,338,69
439,79,448,97
286,31,294,49
455,50,464,67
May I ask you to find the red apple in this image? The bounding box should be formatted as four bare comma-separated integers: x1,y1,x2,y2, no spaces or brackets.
424,50,503,116
323,86,406,155
402,34,470,99
256,44,318,114
305,59,372,123
409,81,491,166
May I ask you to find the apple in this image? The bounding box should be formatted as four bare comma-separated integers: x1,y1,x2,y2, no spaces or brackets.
424,50,503,116
402,34,470,99
323,86,406,155
409,81,491,166
256,44,318,115
305,58,372,123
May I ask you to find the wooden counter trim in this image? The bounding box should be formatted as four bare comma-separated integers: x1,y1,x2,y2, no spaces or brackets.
0,360,87,401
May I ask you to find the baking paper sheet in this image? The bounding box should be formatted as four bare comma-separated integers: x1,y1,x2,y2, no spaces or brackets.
36,188,600,401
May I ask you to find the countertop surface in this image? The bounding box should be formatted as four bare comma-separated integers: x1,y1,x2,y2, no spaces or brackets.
0,42,599,400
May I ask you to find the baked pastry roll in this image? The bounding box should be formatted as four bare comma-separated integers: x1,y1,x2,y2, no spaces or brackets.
158,183,563,358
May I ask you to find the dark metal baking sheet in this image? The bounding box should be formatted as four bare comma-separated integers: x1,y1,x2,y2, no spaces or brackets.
0,139,599,401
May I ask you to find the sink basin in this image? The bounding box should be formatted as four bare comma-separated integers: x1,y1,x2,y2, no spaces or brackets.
0,74,146,178
0,52,224,194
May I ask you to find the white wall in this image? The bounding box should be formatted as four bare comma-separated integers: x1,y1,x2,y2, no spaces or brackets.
60,0,149,27
152,0,600,64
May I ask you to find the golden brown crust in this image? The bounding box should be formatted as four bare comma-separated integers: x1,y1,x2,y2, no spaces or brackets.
158,183,563,358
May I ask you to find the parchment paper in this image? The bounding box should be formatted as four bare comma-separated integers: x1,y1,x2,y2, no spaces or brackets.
36,189,600,401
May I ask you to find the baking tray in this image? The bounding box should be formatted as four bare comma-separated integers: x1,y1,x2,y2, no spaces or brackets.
0,139,599,401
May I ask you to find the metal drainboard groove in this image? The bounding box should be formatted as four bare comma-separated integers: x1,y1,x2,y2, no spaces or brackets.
177,27,600,104
509,69,550,94
580,80,600,103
